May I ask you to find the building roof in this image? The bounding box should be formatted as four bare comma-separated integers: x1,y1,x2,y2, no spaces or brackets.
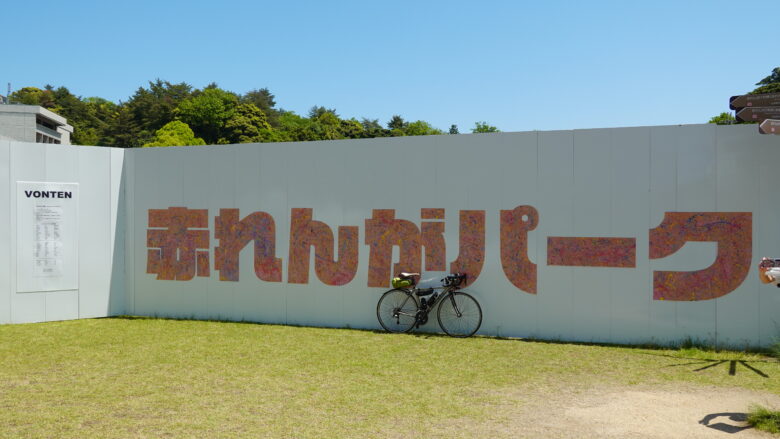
0,104,73,133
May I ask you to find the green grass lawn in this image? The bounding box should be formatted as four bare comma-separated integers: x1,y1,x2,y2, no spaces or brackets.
0,317,778,438
748,405,780,434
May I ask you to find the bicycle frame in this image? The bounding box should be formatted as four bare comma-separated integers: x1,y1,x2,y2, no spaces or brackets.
393,283,463,326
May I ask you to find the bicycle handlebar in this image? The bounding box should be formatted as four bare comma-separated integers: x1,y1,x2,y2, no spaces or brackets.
443,272,468,287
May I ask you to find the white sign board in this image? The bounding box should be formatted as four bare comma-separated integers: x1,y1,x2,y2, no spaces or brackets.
16,181,79,292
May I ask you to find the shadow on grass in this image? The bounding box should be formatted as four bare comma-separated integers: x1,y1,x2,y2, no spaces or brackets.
106,315,778,367
480,334,780,368
642,352,772,378
109,315,395,335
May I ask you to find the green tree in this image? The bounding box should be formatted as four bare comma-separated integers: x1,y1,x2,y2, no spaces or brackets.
387,115,407,131
386,115,408,136
449,124,459,134
309,109,343,140
102,106,142,148
275,111,317,141
241,88,280,126
176,87,239,144
708,112,736,125
221,103,273,144
83,97,117,124
273,109,360,142
9,87,55,107
67,96,117,145
405,120,444,136
360,118,390,138
308,106,339,119
6,79,468,147
339,118,365,139
756,68,780,86
751,68,780,94
472,121,500,133
127,80,193,138
751,83,780,94
143,121,205,147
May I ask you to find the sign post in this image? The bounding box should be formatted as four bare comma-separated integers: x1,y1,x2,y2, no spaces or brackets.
730,92,780,134
735,107,780,123
759,119,780,135
730,92,780,110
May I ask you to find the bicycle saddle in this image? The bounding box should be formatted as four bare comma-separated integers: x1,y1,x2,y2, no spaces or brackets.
399,272,420,278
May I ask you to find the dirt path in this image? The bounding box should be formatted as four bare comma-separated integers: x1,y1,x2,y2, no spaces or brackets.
488,385,780,439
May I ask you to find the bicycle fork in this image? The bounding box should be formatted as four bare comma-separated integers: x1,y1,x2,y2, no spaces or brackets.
448,293,463,318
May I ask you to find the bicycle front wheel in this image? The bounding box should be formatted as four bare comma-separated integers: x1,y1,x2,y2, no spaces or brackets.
437,292,482,337
377,289,419,333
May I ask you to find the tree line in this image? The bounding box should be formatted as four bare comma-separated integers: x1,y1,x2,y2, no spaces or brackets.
7,81,500,147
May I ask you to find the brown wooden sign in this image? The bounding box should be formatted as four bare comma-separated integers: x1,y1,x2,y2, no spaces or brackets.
759,119,780,135
735,106,780,123
730,92,780,110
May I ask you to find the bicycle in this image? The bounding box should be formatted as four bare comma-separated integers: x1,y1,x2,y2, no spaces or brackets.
376,272,482,337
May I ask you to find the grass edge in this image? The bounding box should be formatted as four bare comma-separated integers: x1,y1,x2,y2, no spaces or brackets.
748,404,780,434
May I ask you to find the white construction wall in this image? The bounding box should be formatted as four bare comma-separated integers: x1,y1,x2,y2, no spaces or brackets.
0,141,124,324
2,124,779,347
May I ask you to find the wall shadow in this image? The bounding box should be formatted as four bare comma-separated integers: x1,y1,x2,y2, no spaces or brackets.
107,152,126,316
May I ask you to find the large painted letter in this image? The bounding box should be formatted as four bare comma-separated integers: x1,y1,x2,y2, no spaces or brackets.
500,205,538,294
450,210,486,282
421,208,446,272
649,212,752,301
147,207,210,281
547,237,636,267
214,209,282,282
365,209,421,288
288,208,358,285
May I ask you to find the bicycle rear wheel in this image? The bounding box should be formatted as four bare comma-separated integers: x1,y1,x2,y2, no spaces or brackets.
377,289,419,333
437,291,482,337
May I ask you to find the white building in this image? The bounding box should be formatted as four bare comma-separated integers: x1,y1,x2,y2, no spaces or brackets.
0,104,73,144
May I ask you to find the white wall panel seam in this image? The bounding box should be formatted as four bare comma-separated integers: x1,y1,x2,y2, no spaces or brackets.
608,129,614,342
570,132,575,339
78,149,82,319
43,146,47,322
758,136,764,346
535,130,540,337
645,127,652,340
672,127,679,335
756,134,760,345
712,127,719,344
284,146,289,325
127,150,136,315
109,150,113,315
4,142,9,322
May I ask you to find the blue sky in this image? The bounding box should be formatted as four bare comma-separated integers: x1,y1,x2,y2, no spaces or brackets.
2,0,772,132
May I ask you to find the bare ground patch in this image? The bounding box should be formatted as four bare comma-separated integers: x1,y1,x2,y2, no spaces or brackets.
451,384,780,439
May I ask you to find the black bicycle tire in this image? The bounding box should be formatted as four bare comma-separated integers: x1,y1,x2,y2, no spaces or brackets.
376,288,419,333
437,291,482,337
